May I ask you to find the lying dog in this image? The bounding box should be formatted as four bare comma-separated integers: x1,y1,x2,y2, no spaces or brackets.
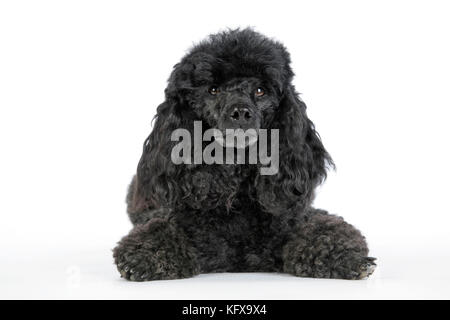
113,28,376,281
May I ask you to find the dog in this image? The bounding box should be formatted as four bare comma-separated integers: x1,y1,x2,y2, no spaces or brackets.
113,28,376,281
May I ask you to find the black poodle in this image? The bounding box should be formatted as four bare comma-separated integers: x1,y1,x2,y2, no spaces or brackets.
113,28,376,281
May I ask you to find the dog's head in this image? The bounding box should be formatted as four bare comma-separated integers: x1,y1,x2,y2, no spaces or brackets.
166,28,292,136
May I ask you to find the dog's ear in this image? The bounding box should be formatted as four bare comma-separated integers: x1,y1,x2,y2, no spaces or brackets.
128,100,181,214
128,74,196,214
128,56,208,215
255,85,333,214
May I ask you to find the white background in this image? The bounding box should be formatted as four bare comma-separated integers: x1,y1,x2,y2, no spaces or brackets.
1,0,450,299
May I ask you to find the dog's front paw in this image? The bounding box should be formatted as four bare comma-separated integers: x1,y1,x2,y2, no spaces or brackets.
285,246,377,280
116,249,184,281
116,252,153,281
282,213,377,280
113,218,199,281
348,256,377,280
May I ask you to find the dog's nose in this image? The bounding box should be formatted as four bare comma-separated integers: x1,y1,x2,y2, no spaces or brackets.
230,106,252,123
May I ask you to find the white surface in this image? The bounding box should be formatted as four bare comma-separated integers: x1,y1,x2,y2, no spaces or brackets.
1,0,450,299
1,241,449,299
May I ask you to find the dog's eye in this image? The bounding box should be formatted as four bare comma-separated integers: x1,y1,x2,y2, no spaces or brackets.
255,87,265,97
208,86,219,95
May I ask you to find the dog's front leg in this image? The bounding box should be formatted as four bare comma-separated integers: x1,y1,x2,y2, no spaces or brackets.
282,209,376,279
113,217,199,281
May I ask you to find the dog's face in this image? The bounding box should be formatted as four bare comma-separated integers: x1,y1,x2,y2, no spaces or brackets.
167,29,294,143
189,76,280,133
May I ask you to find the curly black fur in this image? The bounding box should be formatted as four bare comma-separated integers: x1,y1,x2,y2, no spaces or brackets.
113,28,376,281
